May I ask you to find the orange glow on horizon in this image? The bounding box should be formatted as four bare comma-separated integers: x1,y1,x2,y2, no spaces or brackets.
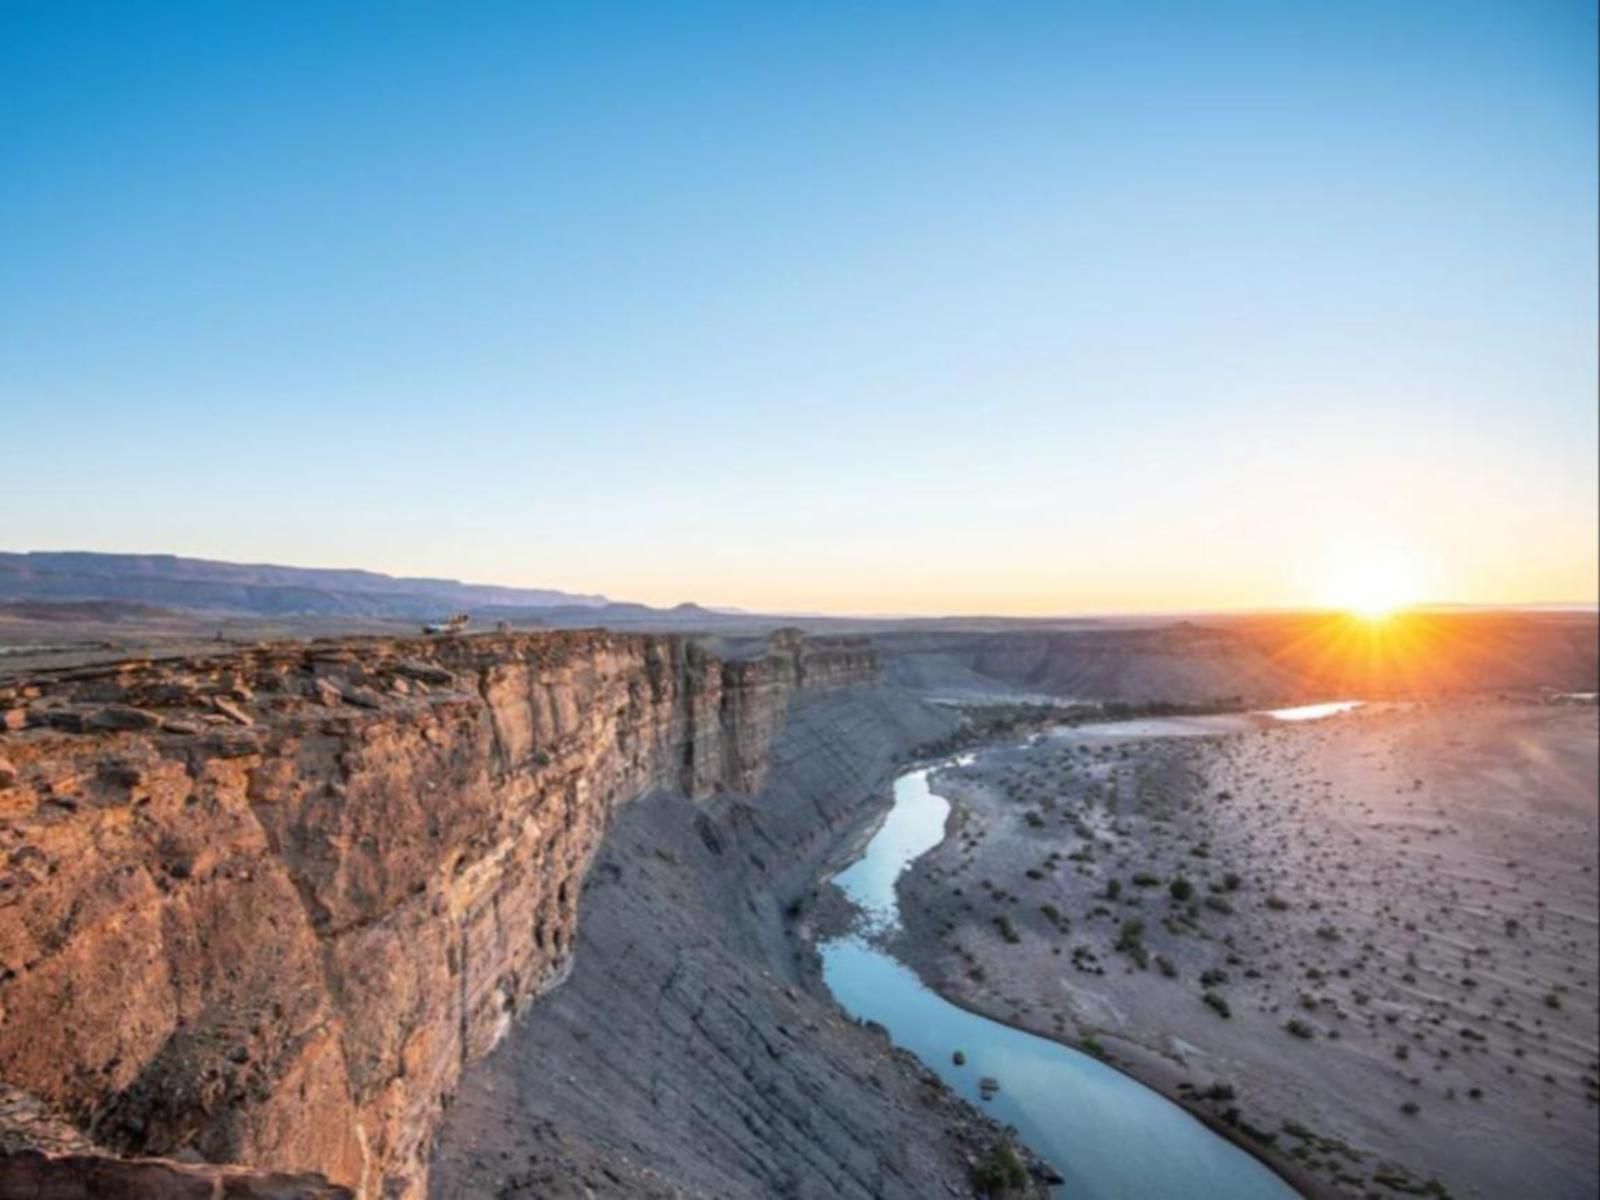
1314,543,1428,622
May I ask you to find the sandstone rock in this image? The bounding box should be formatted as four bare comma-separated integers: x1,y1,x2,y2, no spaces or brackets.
0,1150,352,1199
211,697,254,726
0,629,875,1199
338,684,384,710
2,709,28,732
0,757,16,788
86,704,162,732
395,661,454,687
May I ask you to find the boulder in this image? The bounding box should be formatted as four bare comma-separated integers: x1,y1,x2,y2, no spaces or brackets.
87,705,163,732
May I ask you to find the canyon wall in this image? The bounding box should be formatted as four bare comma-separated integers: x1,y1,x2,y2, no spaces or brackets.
0,628,873,1197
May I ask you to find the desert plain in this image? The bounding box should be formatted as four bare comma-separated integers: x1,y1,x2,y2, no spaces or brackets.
893,696,1599,1199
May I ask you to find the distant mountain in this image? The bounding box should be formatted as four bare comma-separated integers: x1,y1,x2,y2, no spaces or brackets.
0,551,608,619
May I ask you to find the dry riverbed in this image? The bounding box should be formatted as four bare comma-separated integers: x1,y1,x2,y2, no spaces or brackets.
893,698,1599,1200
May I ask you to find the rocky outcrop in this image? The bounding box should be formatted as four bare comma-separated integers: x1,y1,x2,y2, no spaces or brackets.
0,1150,353,1199
0,629,874,1198
428,683,1025,1200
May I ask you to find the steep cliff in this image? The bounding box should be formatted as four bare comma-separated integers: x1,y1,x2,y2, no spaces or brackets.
0,629,874,1197
428,683,1009,1200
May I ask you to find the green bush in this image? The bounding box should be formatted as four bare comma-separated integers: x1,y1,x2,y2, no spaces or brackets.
970,1143,1029,1196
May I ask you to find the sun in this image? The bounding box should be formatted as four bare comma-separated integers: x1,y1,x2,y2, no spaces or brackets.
1315,545,1425,621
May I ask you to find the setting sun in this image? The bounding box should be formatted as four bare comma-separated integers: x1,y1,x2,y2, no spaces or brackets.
1316,545,1427,619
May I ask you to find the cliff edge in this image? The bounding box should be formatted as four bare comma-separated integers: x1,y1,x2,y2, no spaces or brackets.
0,629,874,1197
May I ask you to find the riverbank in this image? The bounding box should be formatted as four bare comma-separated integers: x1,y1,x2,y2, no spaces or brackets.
889,697,1599,1199
808,756,1304,1198
429,684,1052,1199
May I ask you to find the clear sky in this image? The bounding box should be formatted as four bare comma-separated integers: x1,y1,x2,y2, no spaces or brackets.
4,1,1596,615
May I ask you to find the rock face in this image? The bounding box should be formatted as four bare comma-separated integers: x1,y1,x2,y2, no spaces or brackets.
428,684,1014,1200
0,1150,354,1199
0,629,874,1198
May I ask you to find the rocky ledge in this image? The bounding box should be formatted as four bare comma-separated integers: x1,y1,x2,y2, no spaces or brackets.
0,628,873,1198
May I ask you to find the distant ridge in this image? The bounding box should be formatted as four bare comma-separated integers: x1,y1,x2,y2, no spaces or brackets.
0,551,608,619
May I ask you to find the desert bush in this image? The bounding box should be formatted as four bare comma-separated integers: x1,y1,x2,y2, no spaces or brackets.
970,1143,1029,1196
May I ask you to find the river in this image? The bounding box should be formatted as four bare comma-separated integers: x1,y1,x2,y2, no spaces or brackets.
815,702,1363,1197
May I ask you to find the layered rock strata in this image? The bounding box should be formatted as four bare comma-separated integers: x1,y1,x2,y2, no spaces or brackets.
0,629,873,1197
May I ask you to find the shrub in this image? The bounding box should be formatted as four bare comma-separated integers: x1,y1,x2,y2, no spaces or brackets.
1169,878,1194,902
1132,871,1162,888
970,1143,1029,1196
1284,1019,1314,1039
1203,991,1232,1019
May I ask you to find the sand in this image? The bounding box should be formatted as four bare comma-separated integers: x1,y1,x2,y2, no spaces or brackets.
892,698,1599,1199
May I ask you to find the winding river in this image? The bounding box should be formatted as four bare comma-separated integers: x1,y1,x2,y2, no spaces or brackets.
816,706,1363,1198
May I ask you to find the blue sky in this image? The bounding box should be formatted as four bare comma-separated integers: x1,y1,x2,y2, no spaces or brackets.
3,1,1595,613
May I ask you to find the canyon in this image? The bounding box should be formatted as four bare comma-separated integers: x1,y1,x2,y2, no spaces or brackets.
1,608,1594,1198
0,628,969,1198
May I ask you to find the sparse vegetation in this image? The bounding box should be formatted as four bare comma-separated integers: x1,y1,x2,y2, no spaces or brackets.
970,1142,1029,1196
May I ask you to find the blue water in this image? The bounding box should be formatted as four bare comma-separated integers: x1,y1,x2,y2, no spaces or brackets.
819,761,1300,1200
1265,700,1364,721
